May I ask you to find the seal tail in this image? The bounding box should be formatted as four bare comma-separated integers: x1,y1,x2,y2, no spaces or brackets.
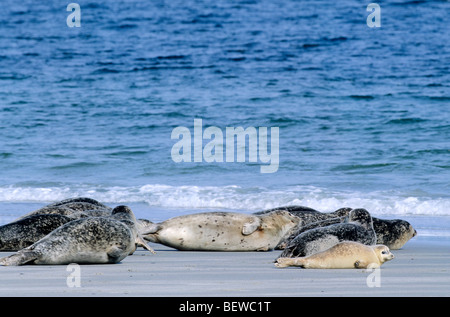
137,219,162,234
274,257,306,268
139,221,163,244
142,233,159,243
0,250,39,266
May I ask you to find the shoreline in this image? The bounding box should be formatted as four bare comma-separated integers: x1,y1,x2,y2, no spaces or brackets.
1,236,449,297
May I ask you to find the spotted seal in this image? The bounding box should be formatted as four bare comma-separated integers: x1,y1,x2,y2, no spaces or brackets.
255,206,351,226
278,208,376,258
0,214,72,251
106,205,155,254
275,241,394,269
0,206,154,266
265,205,416,250
276,213,349,250
372,217,416,249
142,210,300,251
47,197,111,209
16,197,112,220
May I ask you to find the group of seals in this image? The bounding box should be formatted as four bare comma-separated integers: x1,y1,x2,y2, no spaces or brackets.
136,203,413,270
256,205,416,251
262,205,414,269
0,199,155,266
0,198,416,269
277,208,377,259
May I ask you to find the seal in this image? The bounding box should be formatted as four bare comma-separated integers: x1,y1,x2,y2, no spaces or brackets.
142,210,300,251
107,205,156,255
258,205,416,250
47,197,111,210
0,214,72,251
276,213,348,250
255,205,320,215
255,206,351,226
278,208,376,258
275,241,394,269
16,197,112,220
16,205,87,220
372,217,416,249
0,206,154,266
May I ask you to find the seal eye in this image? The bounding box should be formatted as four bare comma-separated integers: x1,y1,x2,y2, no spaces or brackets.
381,250,387,254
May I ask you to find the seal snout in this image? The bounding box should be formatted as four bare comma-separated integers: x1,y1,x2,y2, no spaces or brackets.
381,248,394,261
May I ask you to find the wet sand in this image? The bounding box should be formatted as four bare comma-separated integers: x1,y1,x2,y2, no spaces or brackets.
0,236,449,297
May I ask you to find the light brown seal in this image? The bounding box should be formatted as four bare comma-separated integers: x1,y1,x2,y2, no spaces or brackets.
275,241,394,269
142,210,300,251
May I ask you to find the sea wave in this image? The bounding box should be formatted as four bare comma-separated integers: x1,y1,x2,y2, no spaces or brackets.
0,184,448,217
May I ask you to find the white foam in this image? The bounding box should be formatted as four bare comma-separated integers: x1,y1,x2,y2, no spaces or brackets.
0,184,449,217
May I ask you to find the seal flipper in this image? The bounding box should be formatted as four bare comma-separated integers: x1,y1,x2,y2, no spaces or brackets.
354,259,371,269
0,250,39,266
242,218,262,235
136,235,156,254
107,246,127,263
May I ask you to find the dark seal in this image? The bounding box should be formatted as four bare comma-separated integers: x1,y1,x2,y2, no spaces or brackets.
0,214,72,251
278,208,376,258
255,206,351,226
16,197,112,220
372,217,416,249
0,205,154,265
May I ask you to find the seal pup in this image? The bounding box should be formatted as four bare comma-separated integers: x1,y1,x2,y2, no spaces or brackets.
142,210,300,251
0,207,154,266
275,241,394,269
278,208,376,258
0,214,72,251
372,217,416,249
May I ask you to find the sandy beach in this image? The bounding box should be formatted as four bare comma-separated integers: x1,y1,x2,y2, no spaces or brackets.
0,236,449,297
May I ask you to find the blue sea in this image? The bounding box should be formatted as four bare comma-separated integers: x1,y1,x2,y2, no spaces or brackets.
0,1,449,239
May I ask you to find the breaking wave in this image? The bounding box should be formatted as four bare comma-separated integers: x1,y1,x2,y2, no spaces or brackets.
0,183,448,217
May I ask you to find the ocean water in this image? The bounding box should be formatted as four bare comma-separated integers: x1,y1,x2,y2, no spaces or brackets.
0,1,449,238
